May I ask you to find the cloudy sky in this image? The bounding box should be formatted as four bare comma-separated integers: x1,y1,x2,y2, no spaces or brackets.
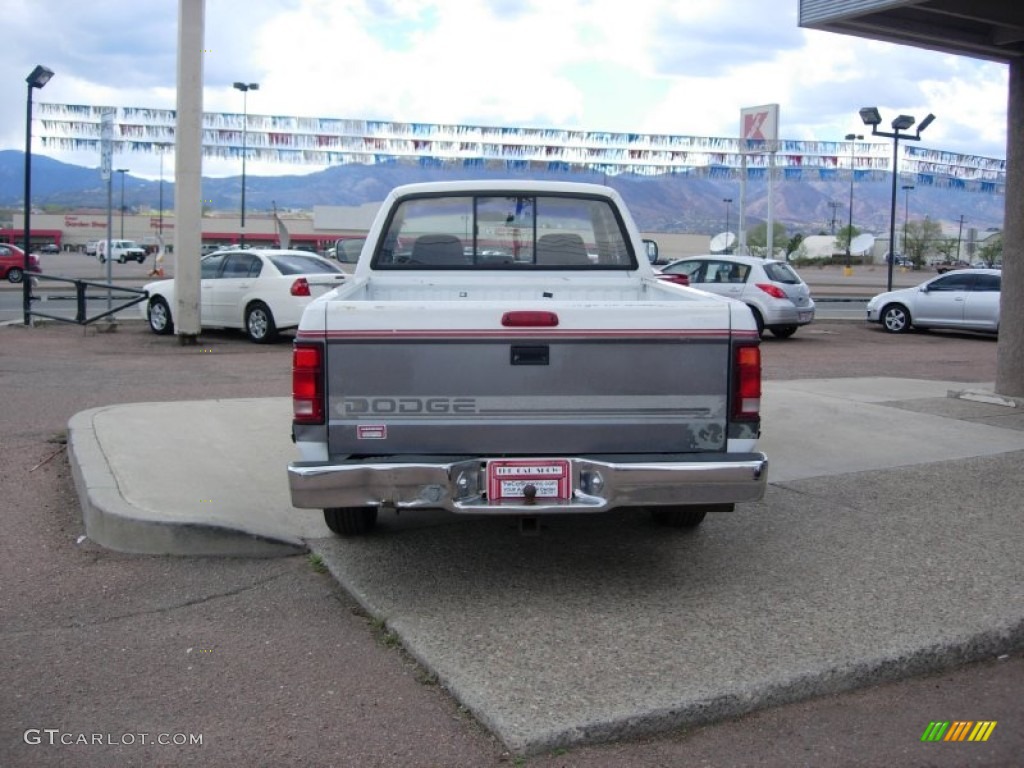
1,0,1010,180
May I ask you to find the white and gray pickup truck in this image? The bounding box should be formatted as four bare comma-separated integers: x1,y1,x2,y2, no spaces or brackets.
287,180,767,535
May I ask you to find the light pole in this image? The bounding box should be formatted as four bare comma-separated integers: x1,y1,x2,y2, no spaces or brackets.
158,152,164,236
723,198,733,252
901,184,914,263
845,133,862,266
233,81,259,246
956,214,966,264
859,107,935,291
23,64,54,326
827,201,842,234
116,168,128,238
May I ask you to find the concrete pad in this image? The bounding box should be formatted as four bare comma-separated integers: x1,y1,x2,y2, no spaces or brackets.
768,376,985,403
67,379,1024,549
69,399,328,555
309,449,1024,754
65,378,1024,753
760,379,1024,482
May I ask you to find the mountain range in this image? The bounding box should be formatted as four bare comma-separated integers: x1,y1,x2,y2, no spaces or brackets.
0,150,1005,238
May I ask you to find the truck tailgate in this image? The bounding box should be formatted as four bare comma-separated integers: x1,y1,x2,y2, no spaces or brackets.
317,300,735,457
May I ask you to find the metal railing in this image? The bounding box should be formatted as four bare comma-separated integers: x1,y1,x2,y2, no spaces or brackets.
24,274,148,325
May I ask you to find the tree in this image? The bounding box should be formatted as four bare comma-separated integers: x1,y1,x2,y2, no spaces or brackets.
745,221,788,258
836,224,860,253
903,218,944,266
933,237,958,263
977,232,1003,264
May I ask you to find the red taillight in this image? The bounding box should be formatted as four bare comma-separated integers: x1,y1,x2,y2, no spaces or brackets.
756,283,787,299
291,278,311,297
501,311,559,327
732,344,761,421
658,274,690,286
293,343,324,424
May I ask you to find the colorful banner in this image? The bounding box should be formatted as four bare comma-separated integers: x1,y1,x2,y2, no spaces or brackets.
33,102,1005,195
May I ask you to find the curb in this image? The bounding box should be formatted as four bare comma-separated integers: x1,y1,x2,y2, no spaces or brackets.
67,407,304,558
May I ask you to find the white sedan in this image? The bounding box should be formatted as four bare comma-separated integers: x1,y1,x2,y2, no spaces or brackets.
866,268,1001,334
143,249,347,343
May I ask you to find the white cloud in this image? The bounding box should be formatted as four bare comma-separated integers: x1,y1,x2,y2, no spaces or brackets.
0,0,1010,179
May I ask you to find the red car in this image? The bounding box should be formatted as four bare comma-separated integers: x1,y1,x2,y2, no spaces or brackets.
0,243,41,283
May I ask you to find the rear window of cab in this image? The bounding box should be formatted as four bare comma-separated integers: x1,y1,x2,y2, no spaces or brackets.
372,194,637,270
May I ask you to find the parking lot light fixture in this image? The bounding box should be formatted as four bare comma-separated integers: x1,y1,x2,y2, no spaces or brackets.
859,107,936,291
858,107,882,126
24,64,54,326
233,82,259,246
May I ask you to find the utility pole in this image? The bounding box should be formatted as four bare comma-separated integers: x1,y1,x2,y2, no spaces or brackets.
827,201,841,234
956,215,966,263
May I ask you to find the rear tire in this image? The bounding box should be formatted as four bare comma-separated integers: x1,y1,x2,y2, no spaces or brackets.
245,301,277,343
7,267,23,283
748,306,765,337
324,507,378,536
147,297,174,335
881,304,911,334
770,325,798,339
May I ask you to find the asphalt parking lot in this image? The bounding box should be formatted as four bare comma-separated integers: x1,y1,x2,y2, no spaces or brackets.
1,320,1021,767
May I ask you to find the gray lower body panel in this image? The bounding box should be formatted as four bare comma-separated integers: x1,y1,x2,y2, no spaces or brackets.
288,452,768,515
325,339,731,455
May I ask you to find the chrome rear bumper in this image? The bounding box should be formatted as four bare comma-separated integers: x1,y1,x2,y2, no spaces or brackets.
288,453,768,515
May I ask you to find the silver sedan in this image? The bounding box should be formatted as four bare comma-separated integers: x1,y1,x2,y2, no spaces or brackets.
866,268,1001,334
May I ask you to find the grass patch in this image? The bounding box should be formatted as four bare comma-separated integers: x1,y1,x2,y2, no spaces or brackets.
414,668,438,687
307,553,328,574
369,616,401,649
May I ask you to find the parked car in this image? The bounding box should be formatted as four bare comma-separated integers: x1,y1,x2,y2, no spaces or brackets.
84,241,99,257
39,243,60,254
935,261,970,274
0,243,41,283
655,270,690,287
866,268,1001,334
658,254,815,338
142,249,348,343
97,239,147,264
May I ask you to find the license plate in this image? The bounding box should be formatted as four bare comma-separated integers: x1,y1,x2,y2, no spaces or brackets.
487,459,571,501
799,311,812,323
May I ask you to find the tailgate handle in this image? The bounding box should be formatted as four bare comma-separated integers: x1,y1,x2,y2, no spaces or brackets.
511,345,549,366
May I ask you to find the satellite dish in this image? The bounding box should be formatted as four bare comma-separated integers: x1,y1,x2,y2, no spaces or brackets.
850,233,875,255
710,232,737,253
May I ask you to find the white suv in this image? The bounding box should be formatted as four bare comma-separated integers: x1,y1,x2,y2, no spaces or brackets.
97,239,147,264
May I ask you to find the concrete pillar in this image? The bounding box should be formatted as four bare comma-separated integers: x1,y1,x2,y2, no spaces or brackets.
173,0,204,341
996,58,1024,396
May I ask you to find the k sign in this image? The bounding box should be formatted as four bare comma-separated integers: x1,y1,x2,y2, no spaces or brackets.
740,104,779,153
